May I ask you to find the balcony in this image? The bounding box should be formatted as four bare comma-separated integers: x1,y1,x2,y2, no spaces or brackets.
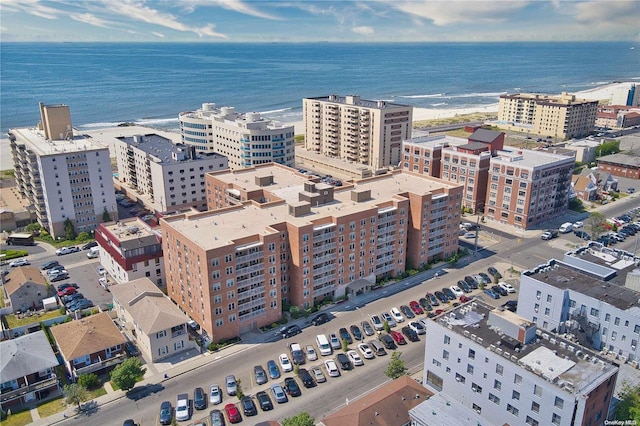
236,274,265,287
0,375,58,403
236,263,265,276
74,353,126,377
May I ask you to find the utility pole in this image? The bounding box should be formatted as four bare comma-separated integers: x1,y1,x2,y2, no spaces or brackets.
474,216,480,256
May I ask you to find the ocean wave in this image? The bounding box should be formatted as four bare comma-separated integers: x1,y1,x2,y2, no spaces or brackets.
447,91,508,99
259,107,294,115
78,121,125,129
136,117,180,126
589,81,611,86
430,102,448,107
401,93,444,99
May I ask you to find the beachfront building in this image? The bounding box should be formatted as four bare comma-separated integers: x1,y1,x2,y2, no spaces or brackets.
178,103,295,170
8,102,117,238
496,92,598,139
113,133,228,213
516,243,640,363
596,152,640,180
485,148,574,228
302,95,413,170
422,300,619,426
162,164,461,342
610,83,639,107
94,217,165,288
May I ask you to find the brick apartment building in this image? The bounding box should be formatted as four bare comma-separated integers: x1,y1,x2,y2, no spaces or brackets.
161,164,462,342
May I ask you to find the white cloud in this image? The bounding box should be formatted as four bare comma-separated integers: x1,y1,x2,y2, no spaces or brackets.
352,25,374,35
209,0,281,20
573,0,639,24
70,13,112,29
388,0,528,26
2,0,64,20
151,31,165,38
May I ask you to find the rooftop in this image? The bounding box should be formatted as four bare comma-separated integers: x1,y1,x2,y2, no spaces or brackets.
409,392,486,426
500,92,598,106
116,133,226,165
0,330,59,383
3,266,48,296
50,312,126,360
180,103,293,131
403,134,468,149
9,127,107,156
306,95,412,110
100,218,161,249
109,277,188,335
436,300,618,395
468,128,503,144
598,152,640,167
491,146,575,169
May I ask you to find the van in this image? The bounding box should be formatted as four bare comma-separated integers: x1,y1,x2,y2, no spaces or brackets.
559,222,573,233
315,334,332,356
87,246,99,259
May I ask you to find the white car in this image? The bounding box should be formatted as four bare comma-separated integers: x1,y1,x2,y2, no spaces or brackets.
56,246,79,256
370,315,384,331
9,258,30,267
449,285,464,297
96,266,106,276
380,312,396,328
390,307,405,323
279,353,293,372
175,393,190,421
305,345,318,361
209,384,222,405
99,277,109,290
463,232,476,238
357,343,375,359
409,321,426,335
499,282,516,293
324,359,340,377
573,221,584,229
347,350,364,366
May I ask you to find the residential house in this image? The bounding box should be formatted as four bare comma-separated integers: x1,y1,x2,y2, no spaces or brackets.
109,277,195,362
0,331,59,408
50,313,126,380
3,266,50,312
571,174,598,202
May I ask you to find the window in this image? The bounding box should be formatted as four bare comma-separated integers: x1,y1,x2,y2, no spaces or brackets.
444,335,451,344
467,364,474,374
554,397,564,409
512,390,520,400
472,403,481,414
489,393,500,404
443,350,449,360
615,317,620,325
531,401,540,413
455,373,465,383
494,379,502,390
552,413,561,425
514,374,522,385
471,383,482,394
174,340,184,350
533,384,542,397
496,364,504,375
536,290,541,299
156,330,166,339
525,416,538,426
507,404,519,416
468,349,475,359
546,294,553,302
590,307,599,317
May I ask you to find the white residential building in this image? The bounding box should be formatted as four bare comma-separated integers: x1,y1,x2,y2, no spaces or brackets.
423,301,618,426
113,133,228,213
8,102,117,238
179,103,295,169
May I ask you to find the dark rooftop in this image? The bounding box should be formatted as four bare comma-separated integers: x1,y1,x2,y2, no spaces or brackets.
116,133,225,165
468,128,502,144
457,142,490,152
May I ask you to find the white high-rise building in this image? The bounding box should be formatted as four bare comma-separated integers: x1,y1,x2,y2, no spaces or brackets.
178,103,295,170
8,103,117,238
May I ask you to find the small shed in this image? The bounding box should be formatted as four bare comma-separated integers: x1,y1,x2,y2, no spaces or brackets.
42,296,58,311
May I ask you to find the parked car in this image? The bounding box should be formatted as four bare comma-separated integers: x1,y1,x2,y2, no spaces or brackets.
57,287,77,297
311,312,329,326
502,300,518,312
266,360,280,379
473,274,488,285
347,350,364,366
449,285,464,297
225,375,237,396
357,343,375,359
361,320,375,336
310,366,326,383
409,321,426,335
434,291,448,304
297,368,315,388
57,282,78,291
492,285,508,297
487,267,503,279
483,288,500,299
409,301,424,315
159,401,173,425
401,326,419,342
56,246,79,256
69,299,93,312
426,293,440,306
499,282,516,293
124,341,139,357
338,327,353,344
457,280,471,293
390,307,405,323
464,276,479,289
305,345,318,361
255,391,273,411
96,266,106,276
418,298,432,311
47,265,66,275
329,333,341,350
270,383,288,403
279,353,293,372
370,315,384,331
281,324,302,338
209,409,225,426
209,385,222,405
50,272,69,282
459,295,473,303
41,260,60,270
82,241,98,250
10,258,30,267
324,359,340,377
399,305,415,319
254,365,268,385
349,325,363,341
380,311,397,327
62,293,84,305
224,403,241,424
478,272,492,284
390,330,407,345
369,340,387,356
240,396,257,416
193,387,207,411
335,353,352,370
379,334,396,350
289,343,305,365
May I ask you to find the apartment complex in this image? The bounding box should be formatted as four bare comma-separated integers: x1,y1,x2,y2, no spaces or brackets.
113,133,228,212
517,243,640,364
303,95,413,170
178,103,295,169
423,301,618,426
162,164,461,342
95,218,165,288
485,148,574,228
497,92,598,139
8,103,117,238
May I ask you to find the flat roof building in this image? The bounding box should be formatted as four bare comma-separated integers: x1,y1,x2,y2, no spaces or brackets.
162,164,462,342
8,103,118,238
303,95,413,170
423,300,618,426
179,103,295,170
113,133,228,213
596,152,640,180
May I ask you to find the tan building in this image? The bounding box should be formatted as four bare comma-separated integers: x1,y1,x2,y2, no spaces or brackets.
303,95,413,170
3,266,50,312
595,105,640,129
110,278,195,362
497,92,598,139
162,164,461,342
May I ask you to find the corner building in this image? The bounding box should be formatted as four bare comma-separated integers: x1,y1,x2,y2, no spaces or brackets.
162,164,461,342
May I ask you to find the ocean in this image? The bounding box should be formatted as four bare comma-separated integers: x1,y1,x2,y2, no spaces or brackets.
1,42,638,134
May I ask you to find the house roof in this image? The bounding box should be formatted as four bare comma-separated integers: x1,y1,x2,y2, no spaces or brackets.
3,266,48,296
0,330,59,383
572,175,596,192
109,277,189,335
598,153,640,167
457,142,489,152
468,128,502,144
50,312,125,360
320,376,433,426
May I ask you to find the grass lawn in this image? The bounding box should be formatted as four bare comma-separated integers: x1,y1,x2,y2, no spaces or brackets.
0,409,32,426
5,311,65,328
36,397,66,418
110,373,144,391
86,387,107,399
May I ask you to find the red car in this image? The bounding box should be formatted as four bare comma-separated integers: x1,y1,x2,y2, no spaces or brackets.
459,295,473,303
389,331,407,345
224,403,242,424
409,301,424,315
57,287,77,297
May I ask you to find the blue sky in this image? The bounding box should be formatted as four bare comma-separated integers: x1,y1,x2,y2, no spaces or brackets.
2,0,639,42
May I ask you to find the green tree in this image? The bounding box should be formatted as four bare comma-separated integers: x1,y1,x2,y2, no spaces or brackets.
77,231,91,241
110,357,145,392
341,338,349,352
587,212,606,239
64,218,76,241
102,208,112,222
614,382,640,422
385,351,407,379
282,411,315,426
236,378,244,400
24,222,42,234
77,373,100,390
64,383,88,410
383,320,391,334
597,140,620,157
